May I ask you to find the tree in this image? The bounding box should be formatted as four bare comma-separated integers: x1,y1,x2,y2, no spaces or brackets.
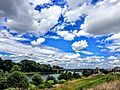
46,75,56,83
73,72,81,79
7,71,29,89
82,69,94,77
10,65,21,72
0,60,13,72
32,74,43,86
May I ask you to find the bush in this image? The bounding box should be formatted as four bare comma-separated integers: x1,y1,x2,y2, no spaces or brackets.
58,79,66,84
39,84,45,89
82,70,94,77
46,75,56,84
32,74,43,86
73,72,81,79
28,84,39,90
44,81,53,88
58,72,68,80
7,71,29,89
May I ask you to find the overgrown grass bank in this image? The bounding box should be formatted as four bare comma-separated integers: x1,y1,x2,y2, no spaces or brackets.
52,74,120,90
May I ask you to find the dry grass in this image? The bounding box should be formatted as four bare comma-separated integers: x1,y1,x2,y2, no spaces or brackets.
87,80,120,90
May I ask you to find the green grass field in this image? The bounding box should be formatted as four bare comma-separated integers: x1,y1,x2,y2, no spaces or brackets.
52,74,120,90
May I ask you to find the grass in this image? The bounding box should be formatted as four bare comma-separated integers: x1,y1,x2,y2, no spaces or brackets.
51,74,120,90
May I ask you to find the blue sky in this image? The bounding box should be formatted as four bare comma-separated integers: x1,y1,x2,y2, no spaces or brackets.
0,0,120,69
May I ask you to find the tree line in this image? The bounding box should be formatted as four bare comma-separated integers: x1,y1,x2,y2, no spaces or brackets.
0,58,63,73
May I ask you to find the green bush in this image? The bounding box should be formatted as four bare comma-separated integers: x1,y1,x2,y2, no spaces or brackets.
58,79,66,84
39,84,45,89
46,75,56,83
28,84,39,90
7,71,29,89
44,81,53,88
31,74,43,86
73,72,81,79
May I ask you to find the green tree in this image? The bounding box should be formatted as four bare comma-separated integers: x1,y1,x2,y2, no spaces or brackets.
73,72,81,79
7,71,29,89
82,70,94,77
46,75,56,84
10,65,21,72
32,74,43,86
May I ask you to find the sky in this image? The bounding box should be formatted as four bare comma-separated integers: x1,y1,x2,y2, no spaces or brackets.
0,0,120,69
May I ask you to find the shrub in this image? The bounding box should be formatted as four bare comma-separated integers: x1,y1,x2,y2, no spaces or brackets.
39,84,45,89
32,74,43,86
7,71,29,89
28,84,39,90
44,81,53,88
82,70,94,77
58,79,66,84
73,72,81,79
46,75,56,84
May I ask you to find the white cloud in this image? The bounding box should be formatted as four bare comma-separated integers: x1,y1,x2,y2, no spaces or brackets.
80,51,93,55
108,56,117,59
57,31,75,41
29,0,51,6
64,2,91,22
73,30,91,37
0,0,63,35
72,40,88,51
81,0,120,35
106,33,120,41
31,38,45,46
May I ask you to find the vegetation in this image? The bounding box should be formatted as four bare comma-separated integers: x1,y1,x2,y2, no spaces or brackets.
52,74,120,90
0,58,63,73
1,58,120,90
58,72,81,80
31,74,43,86
7,71,29,89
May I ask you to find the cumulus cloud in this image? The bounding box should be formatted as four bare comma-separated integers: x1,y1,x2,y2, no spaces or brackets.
72,40,88,51
57,31,75,41
31,38,45,46
57,30,91,41
0,0,63,35
81,0,120,35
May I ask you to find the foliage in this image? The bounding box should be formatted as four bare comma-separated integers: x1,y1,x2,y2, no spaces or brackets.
0,60,13,72
58,79,66,84
58,72,81,80
47,75,56,83
82,69,94,77
28,84,39,90
10,65,21,72
100,69,109,74
7,71,29,89
39,84,45,89
0,58,63,73
31,74,43,86
44,81,52,88
0,77,7,90
53,74,120,90
73,72,81,79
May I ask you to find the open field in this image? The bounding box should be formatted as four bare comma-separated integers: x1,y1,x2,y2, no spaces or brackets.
51,74,120,90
